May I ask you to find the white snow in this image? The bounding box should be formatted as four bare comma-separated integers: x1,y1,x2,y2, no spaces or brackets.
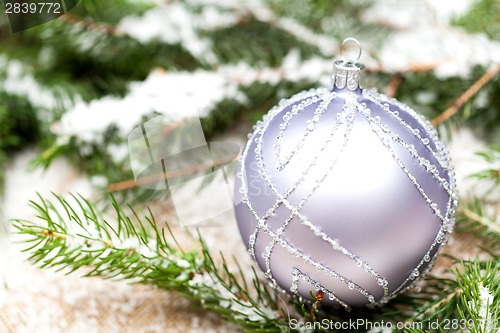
195,5,243,30
361,0,477,29
55,68,245,146
361,0,424,30
54,56,335,149
117,0,339,60
231,300,279,322
363,0,500,78
116,237,158,258
2,150,93,223
468,283,495,333
378,28,500,78
176,259,191,268
188,271,280,322
117,2,220,64
269,17,338,56
426,0,479,25
0,56,78,112
415,91,437,105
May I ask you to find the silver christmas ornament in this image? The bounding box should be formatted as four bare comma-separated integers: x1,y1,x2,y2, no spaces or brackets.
234,38,457,309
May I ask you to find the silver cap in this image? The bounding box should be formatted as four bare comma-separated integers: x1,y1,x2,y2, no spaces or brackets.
332,38,364,91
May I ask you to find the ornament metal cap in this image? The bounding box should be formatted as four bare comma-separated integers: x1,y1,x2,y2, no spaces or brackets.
332,38,365,91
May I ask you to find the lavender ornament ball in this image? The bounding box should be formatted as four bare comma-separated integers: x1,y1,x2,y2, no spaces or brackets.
234,39,457,308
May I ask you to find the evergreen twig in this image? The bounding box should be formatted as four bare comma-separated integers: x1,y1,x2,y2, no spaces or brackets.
431,64,500,125
13,193,291,332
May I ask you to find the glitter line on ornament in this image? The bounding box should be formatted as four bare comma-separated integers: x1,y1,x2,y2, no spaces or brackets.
244,95,388,305
241,87,327,260
260,99,381,302
257,93,381,303
274,93,333,171
372,114,453,196
291,267,350,310
244,90,331,259
363,89,452,184
384,103,449,169
358,99,457,298
363,110,448,223
367,89,459,225
244,89,329,255
257,99,390,302
260,223,376,304
269,96,389,299
240,92,390,307
263,105,351,276
361,100,452,194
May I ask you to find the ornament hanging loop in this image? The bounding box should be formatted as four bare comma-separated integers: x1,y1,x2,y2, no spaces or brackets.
340,38,362,63
332,38,364,91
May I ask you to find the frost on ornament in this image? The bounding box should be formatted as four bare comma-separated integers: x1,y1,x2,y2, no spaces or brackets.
234,38,457,309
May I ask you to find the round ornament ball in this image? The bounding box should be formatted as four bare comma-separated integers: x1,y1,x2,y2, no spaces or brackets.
234,38,457,309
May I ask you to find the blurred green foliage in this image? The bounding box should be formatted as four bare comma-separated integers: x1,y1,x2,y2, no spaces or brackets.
453,0,500,41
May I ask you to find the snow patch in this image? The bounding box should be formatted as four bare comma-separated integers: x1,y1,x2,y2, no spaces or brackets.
468,283,495,333
55,68,245,146
0,56,77,112
55,54,334,149
378,27,500,78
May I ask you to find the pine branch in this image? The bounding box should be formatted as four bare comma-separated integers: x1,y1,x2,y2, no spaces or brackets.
456,198,500,252
387,73,403,98
431,64,500,126
382,259,499,333
13,193,291,332
58,12,118,35
455,260,499,333
30,77,317,206
461,208,500,236
107,155,236,192
452,0,500,41
468,145,500,194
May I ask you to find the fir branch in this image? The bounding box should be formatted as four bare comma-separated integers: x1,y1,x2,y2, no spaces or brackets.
455,260,499,333
107,155,235,192
0,90,42,187
107,112,237,194
31,78,317,205
468,145,500,193
456,198,500,252
13,193,291,332
58,12,118,35
452,0,500,41
461,208,500,236
385,259,500,333
431,64,500,125
387,73,403,98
